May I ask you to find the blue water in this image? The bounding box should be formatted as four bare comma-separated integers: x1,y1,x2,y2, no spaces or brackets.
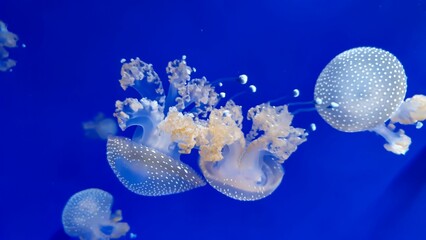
1,0,426,239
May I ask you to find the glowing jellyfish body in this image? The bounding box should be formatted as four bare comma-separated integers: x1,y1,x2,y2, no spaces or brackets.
62,188,130,240
315,47,426,154
195,102,306,201
0,20,18,71
107,136,206,196
108,57,213,196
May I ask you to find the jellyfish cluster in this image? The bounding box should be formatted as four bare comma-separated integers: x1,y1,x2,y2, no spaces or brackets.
62,46,426,239
105,47,426,202
106,56,308,201
0,20,18,72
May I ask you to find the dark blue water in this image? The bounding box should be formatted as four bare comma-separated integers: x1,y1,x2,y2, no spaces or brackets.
1,0,426,239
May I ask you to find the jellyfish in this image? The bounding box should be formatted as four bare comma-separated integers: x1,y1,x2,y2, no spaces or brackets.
190,100,307,201
83,113,118,140
107,56,213,196
314,47,426,155
0,20,18,72
62,188,130,240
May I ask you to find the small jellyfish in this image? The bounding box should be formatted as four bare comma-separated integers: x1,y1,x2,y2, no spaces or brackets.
314,47,426,154
0,20,18,72
108,57,213,196
62,188,130,240
83,113,118,140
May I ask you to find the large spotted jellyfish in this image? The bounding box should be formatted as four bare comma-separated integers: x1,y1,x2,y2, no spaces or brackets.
62,188,130,240
107,56,213,196
0,20,18,72
314,47,426,155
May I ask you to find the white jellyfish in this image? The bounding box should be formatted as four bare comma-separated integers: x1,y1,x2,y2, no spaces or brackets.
62,188,130,240
193,101,307,201
0,20,18,72
83,113,118,140
314,47,426,155
107,57,211,196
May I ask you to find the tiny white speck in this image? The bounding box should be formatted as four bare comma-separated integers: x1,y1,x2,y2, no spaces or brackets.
239,74,248,84
293,89,300,98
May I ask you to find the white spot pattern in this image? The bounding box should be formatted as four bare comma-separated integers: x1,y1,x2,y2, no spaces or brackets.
314,47,407,132
200,157,284,201
107,136,206,196
61,188,129,239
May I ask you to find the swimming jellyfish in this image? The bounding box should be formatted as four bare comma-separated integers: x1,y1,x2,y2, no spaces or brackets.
83,113,118,140
0,20,18,72
314,47,426,154
190,100,308,201
107,56,211,196
62,188,130,240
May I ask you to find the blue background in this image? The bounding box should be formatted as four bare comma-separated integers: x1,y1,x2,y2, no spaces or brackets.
1,0,426,239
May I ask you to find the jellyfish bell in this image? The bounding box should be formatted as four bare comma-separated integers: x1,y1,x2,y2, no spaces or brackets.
107,136,206,196
61,188,130,240
314,47,407,132
199,141,285,201
314,47,426,155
